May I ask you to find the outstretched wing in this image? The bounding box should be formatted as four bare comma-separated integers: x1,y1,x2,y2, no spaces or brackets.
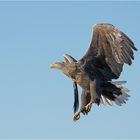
80,23,137,80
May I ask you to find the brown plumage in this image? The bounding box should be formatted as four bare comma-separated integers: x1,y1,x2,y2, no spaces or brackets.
50,23,137,121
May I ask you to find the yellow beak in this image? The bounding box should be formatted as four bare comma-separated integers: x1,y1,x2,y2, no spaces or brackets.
50,63,56,68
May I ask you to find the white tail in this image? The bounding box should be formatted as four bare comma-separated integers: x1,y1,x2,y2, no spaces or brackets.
100,81,130,106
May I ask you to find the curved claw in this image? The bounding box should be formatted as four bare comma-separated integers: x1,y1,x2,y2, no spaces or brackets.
73,112,80,121
85,103,92,112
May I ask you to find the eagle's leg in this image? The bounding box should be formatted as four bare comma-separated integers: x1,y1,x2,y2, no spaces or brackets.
85,79,99,112
79,90,89,115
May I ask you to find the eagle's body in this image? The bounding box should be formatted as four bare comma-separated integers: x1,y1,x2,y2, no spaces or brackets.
50,23,137,121
59,61,90,89
75,71,90,90
66,64,90,89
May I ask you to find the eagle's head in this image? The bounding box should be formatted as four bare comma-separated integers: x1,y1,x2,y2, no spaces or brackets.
50,54,78,78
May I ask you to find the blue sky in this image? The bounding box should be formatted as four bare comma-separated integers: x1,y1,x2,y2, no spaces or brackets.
0,1,140,139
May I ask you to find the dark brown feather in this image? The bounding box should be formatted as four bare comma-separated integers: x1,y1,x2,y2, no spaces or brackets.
79,23,137,80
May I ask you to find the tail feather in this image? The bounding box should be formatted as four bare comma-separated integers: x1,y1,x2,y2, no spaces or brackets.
100,81,130,106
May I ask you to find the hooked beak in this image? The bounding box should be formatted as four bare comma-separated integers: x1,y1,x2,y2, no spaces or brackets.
50,63,56,68
50,62,65,69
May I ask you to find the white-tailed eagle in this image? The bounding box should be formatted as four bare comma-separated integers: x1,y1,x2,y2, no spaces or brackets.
50,23,137,121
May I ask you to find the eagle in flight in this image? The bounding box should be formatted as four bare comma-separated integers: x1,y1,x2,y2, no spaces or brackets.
50,23,137,121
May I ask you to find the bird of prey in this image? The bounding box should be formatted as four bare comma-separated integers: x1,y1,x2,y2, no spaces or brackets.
50,23,137,121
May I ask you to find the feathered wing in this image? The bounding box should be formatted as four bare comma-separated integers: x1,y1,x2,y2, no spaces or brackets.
80,23,137,80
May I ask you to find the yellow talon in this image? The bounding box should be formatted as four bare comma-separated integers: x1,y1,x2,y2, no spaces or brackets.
73,112,80,121
85,103,92,112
